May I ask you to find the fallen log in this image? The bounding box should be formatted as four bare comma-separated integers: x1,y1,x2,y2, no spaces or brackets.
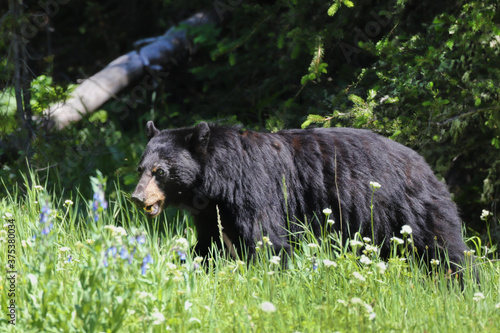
43,12,214,130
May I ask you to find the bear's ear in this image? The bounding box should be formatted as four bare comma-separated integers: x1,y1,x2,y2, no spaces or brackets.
190,121,210,152
146,121,160,140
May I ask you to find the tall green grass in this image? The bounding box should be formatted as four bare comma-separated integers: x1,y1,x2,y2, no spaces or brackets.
0,171,499,332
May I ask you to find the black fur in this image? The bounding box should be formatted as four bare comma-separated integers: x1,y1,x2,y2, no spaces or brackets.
133,122,469,269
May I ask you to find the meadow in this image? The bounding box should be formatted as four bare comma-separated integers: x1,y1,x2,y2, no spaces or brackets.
0,171,499,332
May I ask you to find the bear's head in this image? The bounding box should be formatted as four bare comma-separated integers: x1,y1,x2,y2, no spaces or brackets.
131,121,210,217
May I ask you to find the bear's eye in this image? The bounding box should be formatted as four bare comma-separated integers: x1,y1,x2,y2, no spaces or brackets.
155,168,164,176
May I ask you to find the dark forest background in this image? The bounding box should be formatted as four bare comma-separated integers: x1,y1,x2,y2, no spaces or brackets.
1,0,499,244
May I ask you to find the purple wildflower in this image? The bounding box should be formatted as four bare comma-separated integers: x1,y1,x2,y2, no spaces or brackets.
92,184,108,222
136,235,146,245
106,246,118,258
120,247,129,260
141,253,153,275
177,250,187,262
39,202,53,236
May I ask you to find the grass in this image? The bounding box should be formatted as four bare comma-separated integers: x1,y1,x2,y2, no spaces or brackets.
0,171,499,332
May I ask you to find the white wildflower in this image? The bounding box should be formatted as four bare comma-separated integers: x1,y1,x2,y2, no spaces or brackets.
308,243,320,249
184,300,193,310
34,185,44,190
138,291,157,301
150,309,165,325
390,237,404,245
327,219,335,225
269,256,281,265
350,297,363,304
473,292,485,302
323,259,337,267
464,250,475,257
360,255,372,265
430,259,440,266
376,262,387,274
352,272,366,282
64,200,74,206
166,262,177,270
400,225,412,236
323,208,332,215
363,237,371,243
364,244,378,254
370,181,381,190
260,301,276,313
480,209,491,220
350,240,363,248
175,237,189,249
4,212,13,218
194,256,204,263
114,226,127,237
59,247,71,252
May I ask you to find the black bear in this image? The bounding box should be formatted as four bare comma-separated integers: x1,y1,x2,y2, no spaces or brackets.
132,121,469,270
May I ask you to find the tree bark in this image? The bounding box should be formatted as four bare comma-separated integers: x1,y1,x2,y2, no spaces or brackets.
43,12,214,130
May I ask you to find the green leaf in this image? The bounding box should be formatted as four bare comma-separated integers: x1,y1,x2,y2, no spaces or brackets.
301,75,309,85
475,97,481,107
327,2,341,16
344,0,354,8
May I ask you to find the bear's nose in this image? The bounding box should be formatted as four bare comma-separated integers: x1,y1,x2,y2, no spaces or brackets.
131,192,145,206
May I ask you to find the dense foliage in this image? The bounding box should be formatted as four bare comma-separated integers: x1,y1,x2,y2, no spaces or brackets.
1,0,499,244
